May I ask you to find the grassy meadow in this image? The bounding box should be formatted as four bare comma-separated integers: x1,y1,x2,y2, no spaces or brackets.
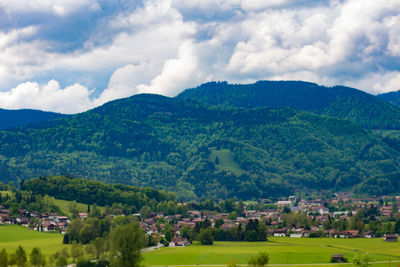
51,197,105,216
208,148,245,176
143,237,400,266
1,225,400,266
0,224,67,257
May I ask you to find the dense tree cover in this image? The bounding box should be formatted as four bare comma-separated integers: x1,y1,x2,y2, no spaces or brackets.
23,176,175,209
178,81,400,130
0,108,66,130
0,93,399,199
109,220,145,267
0,188,62,217
353,171,400,196
186,218,268,242
378,90,400,107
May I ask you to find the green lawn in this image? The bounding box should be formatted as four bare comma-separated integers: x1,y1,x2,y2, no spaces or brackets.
0,225,68,257
209,148,245,176
143,238,400,266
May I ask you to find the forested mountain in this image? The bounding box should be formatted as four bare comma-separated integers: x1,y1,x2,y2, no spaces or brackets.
1,93,399,200
378,90,400,106
0,108,66,129
178,81,400,130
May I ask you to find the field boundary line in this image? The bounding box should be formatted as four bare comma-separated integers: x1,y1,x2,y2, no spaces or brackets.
146,260,400,267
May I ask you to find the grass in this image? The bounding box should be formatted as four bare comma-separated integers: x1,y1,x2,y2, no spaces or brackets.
143,237,400,266
0,224,68,257
2,226,400,266
209,149,245,176
51,197,105,216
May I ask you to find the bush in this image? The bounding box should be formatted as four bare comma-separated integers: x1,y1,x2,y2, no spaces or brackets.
198,228,214,245
248,252,269,267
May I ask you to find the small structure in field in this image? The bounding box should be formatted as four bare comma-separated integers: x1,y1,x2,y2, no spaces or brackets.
331,254,345,263
383,234,398,242
169,237,189,247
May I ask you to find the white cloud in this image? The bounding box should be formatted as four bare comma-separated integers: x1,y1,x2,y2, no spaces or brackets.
93,63,154,106
0,80,94,114
345,71,400,95
0,0,100,16
1,0,400,112
137,41,202,96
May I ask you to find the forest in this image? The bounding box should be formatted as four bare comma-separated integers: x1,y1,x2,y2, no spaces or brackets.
1,82,400,199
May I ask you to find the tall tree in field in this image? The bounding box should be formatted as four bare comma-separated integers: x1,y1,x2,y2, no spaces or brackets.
12,246,27,267
110,221,145,267
30,247,46,267
0,249,8,267
71,242,84,263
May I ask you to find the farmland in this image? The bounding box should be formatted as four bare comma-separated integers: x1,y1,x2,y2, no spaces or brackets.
143,238,400,266
0,225,67,257
1,225,400,266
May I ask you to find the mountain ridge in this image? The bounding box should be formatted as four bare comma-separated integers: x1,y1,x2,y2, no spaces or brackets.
178,81,400,130
0,108,67,130
0,90,399,199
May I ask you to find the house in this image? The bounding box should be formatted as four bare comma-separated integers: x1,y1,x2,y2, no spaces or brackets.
277,201,291,206
54,216,69,223
271,229,287,237
47,213,58,220
169,237,189,247
364,231,375,238
383,234,398,242
79,213,88,220
331,254,345,263
16,217,29,225
0,214,9,224
41,221,56,232
290,232,303,238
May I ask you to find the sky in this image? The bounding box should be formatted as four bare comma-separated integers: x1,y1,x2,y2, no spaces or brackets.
1,0,400,114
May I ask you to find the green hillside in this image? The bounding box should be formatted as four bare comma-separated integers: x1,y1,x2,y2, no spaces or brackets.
178,81,400,130
378,90,400,106
0,93,399,199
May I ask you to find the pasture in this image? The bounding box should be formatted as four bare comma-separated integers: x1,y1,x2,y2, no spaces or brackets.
0,225,67,257
143,237,400,266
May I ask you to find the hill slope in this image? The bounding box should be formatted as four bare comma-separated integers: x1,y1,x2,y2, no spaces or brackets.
0,94,399,199
178,81,400,130
0,108,66,129
378,90,400,106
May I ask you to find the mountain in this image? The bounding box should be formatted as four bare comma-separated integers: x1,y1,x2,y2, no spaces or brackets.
0,108,66,129
178,81,400,130
0,93,399,199
378,90,400,106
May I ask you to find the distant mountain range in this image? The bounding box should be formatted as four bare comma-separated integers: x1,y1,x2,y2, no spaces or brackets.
178,81,400,130
378,90,400,106
0,108,66,130
1,81,400,199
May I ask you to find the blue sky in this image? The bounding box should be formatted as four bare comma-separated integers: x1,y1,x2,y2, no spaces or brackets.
1,0,400,113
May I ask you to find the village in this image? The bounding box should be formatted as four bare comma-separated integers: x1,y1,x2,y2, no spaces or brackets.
1,192,400,246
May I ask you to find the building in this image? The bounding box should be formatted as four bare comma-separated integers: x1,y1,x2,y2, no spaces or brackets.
169,237,189,247
383,234,398,242
331,254,345,263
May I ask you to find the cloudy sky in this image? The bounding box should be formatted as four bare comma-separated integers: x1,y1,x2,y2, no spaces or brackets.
1,0,400,113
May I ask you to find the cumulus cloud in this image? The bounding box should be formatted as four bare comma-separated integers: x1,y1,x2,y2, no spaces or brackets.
0,80,94,114
1,0,400,113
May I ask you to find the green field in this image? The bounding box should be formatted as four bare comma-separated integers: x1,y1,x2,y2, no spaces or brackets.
209,148,245,176
51,197,105,216
0,225,68,257
143,238,400,266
